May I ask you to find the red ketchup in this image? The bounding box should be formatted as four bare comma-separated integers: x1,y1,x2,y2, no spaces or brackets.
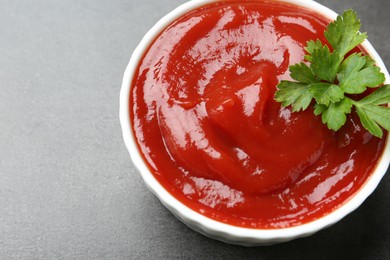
131,0,386,228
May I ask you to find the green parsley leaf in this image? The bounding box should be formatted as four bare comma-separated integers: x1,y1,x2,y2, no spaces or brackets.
274,10,389,138
358,84,390,105
324,9,367,56
313,103,327,116
359,105,390,129
363,55,376,69
309,83,344,106
310,45,342,82
338,53,385,94
353,85,390,137
355,105,388,138
290,63,319,83
305,39,323,62
274,81,312,112
321,98,353,131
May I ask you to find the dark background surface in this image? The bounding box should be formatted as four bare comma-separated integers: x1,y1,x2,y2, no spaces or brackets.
1,0,389,259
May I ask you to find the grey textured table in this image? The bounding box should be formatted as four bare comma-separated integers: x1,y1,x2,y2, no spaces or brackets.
1,0,389,259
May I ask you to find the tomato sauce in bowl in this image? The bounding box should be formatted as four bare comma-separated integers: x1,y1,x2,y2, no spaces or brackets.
122,0,389,244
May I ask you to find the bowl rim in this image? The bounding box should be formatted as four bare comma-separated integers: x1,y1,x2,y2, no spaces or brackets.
120,0,390,242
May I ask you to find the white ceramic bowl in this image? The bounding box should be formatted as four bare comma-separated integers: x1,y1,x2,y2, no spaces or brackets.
120,0,390,246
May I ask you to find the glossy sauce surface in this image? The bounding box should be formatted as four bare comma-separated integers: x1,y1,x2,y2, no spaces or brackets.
131,1,385,228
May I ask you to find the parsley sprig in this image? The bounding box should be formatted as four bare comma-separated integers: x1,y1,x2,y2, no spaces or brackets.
275,10,390,138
